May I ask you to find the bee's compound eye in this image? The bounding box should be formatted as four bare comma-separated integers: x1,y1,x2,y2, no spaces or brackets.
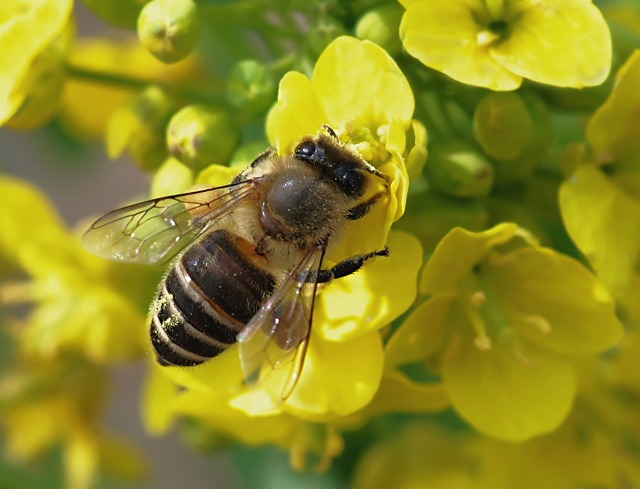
336,165,367,197
294,141,316,158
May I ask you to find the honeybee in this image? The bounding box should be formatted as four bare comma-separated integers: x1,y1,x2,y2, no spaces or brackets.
83,126,390,399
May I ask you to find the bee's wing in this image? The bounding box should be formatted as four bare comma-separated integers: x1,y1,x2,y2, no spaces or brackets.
237,244,326,401
82,180,258,265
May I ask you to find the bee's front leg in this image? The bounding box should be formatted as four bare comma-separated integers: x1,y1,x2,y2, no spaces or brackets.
312,247,390,283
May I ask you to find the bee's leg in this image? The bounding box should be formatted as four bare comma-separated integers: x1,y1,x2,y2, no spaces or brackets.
346,191,386,220
313,247,390,283
322,124,338,139
231,148,275,184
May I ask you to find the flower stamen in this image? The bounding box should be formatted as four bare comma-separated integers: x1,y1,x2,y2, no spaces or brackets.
525,314,552,334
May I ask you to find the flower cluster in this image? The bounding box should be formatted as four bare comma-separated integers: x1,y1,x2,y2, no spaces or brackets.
1,0,638,488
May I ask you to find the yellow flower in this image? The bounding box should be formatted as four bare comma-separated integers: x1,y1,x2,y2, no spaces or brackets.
387,223,623,441
0,0,73,128
560,51,640,301
0,175,156,362
399,0,612,91
0,356,148,489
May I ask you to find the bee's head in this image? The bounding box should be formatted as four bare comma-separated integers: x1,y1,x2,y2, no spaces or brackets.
293,133,368,199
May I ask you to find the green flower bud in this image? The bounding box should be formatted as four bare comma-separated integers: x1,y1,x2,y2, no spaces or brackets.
167,105,240,169
106,86,175,172
425,140,494,198
397,187,489,250
81,0,144,29
229,140,270,168
226,59,276,116
137,0,201,64
151,157,193,198
473,92,533,162
488,91,552,185
308,17,347,56
537,83,611,112
355,3,404,57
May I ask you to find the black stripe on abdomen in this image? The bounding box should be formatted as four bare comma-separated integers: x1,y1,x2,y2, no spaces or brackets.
182,230,276,323
150,229,276,367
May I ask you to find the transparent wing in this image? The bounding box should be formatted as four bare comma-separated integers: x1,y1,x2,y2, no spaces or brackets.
82,180,258,265
237,244,326,401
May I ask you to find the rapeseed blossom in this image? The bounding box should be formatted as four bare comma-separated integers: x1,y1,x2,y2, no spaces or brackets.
399,0,612,90
0,0,638,488
386,224,622,440
0,176,156,361
560,51,640,301
0,177,152,488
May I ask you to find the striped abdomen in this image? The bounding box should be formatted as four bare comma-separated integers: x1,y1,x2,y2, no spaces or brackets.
150,229,276,366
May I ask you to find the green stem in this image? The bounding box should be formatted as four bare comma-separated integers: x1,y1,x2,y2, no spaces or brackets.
417,90,456,140
65,62,229,106
266,52,298,74
199,1,269,28
65,63,151,90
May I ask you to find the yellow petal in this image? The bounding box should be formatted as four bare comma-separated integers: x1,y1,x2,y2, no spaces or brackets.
486,247,624,355
156,344,244,393
0,175,69,264
559,164,640,298
285,331,384,418
361,370,449,417
587,50,640,161
400,2,521,90
404,118,429,183
6,17,73,130
65,430,99,489
319,231,422,342
384,121,411,220
492,0,612,88
173,389,297,445
266,70,327,154
142,362,180,435
0,0,72,124
420,223,519,296
385,292,456,369
312,36,414,131
443,337,576,441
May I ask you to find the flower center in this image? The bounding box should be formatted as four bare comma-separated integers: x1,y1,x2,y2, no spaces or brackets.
339,123,390,167
459,270,512,350
476,19,510,47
